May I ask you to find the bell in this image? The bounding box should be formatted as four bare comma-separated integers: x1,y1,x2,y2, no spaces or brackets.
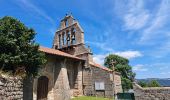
67,34,70,41
72,34,75,40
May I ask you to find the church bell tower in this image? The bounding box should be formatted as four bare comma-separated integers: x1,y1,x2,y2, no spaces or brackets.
52,14,93,62
53,14,84,50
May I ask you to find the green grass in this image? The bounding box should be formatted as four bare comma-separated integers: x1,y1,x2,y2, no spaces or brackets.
71,96,112,100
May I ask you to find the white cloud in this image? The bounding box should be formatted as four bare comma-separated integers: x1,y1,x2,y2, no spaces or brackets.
115,0,170,58
133,64,148,72
160,71,170,75
124,12,149,30
139,0,170,42
93,50,142,65
86,41,114,52
16,0,55,25
93,54,106,65
115,51,142,59
114,0,150,30
123,0,150,30
115,0,170,43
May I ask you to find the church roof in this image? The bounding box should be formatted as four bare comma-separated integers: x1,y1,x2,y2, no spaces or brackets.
39,46,85,61
89,62,121,74
89,62,112,72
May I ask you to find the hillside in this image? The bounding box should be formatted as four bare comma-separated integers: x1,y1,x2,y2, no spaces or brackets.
137,78,170,87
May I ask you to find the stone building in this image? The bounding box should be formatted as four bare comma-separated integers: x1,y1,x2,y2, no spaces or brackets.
0,15,122,100
51,14,122,98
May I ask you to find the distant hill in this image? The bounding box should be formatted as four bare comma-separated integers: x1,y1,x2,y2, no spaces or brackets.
136,78,170,87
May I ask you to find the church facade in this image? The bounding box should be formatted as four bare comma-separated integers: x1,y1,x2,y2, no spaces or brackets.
23,15,122,100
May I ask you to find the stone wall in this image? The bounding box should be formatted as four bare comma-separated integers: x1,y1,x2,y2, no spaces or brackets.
114,72,122,94
91,66,113,98
32,54,83,100
82,67,93,96
133,82,170,100
23,76,33,100
0,75,23,100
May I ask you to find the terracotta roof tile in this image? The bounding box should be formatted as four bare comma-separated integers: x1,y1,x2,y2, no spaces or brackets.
89,62,112,72
39,46,84,60
89,62,121,75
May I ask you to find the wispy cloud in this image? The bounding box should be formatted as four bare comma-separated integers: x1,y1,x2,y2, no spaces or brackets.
160,71,170,75
114,0,170,59
139,0,170,43
86,41,114,52
93,50,142,65
123,0,150,30
15,0,55,25
115,51,142,59
133,62,170,78
124,12,149,30
114,0,150,30
115,0,170,43
133,64,148,72
134,62,170,72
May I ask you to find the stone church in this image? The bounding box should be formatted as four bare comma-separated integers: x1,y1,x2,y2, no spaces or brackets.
23,15,122,100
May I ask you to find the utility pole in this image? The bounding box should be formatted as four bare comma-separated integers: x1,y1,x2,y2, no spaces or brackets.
110,59,117,100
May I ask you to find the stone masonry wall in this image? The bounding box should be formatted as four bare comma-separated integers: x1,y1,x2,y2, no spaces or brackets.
91,66,113,98
133,82,170,100
23,76,33,100
83,68,93,95
0,75,23,100
114,73,122,94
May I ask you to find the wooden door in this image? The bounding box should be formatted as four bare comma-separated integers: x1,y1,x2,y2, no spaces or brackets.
37,76,49,100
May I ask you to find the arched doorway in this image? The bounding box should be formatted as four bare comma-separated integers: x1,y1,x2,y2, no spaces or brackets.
37,76,49,100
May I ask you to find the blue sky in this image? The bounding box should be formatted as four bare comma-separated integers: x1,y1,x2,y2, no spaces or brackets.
1,0,170,79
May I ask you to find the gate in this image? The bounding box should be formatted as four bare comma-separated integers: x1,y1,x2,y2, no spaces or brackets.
37,76,49,100
117,93,135,100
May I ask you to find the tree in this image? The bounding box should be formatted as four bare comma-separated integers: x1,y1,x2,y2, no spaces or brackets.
138,81,147,87
148,80,160,87
0,16,46,77
104,54,135,91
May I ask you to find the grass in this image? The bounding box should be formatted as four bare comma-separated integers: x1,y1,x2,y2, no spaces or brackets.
71,96,113,100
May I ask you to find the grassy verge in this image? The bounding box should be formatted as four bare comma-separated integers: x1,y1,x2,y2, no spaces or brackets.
71,96,113,100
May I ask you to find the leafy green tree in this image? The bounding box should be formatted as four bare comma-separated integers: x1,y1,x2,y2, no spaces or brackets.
104,54,135,91
148,80,160,87
0,16,46,77
138,81,147,87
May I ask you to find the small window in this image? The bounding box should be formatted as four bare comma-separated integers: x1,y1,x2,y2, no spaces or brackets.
95,82,105,90
65,19,68,27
